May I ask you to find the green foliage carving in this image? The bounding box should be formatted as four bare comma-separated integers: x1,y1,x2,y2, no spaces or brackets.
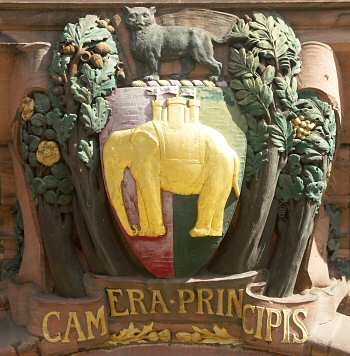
246,116,269,152
70,78,93,105
244,116,268,179
81,97,111,134
33,92,51,113
49,47,71,78
228,13,302,182
28,135,41,152
31,113,45,127
78,139,96,168
274,76,298,110
19,92,75,206
27,159,74,206
25,16,119,204
52,113,77,145
51,162,71,178
248,14,301,74
62,15,119,166
275,174,304,203
228,48,259,79
71,55,118,103
275,96,336,205
64,15,111,48
47,15,120,166
17,13,123,297
245,146,267,181
230,18,250,41
228,13,336,208
268,113,294,153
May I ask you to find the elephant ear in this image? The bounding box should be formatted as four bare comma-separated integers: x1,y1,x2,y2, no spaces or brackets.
131,129,159,157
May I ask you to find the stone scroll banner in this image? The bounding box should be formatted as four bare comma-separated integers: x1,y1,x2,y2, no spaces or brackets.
23,272,263,354
12,272,350,355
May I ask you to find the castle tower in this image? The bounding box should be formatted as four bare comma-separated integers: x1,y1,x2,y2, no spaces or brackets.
188,99,200,123
167,96,187,128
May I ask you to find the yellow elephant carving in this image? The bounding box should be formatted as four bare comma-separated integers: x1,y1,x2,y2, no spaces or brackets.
103,96,240,238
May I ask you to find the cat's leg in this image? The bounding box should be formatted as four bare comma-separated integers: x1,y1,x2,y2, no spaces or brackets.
192,34,222,81
201,53,222,81
172,58,196,80
144,51,160,81
135,59,148,80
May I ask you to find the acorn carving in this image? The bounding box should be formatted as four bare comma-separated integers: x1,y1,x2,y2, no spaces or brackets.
90,53,104,69
62,44,76,55
292,115,316,140
107,25,115,33
96,18,115,33
97,19,109,28
95,42,112,56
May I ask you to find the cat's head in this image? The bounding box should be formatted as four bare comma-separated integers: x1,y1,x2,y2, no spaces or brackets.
124,6,156,30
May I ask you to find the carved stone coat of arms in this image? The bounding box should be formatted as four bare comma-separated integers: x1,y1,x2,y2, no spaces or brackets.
2,4,348,356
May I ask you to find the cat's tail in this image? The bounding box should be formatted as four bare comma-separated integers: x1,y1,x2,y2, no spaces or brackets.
211,31,248,45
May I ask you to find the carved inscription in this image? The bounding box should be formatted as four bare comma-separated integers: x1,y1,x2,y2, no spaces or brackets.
242,304,308,344
106,287,244,318
41,287,309,345
42,305,107,343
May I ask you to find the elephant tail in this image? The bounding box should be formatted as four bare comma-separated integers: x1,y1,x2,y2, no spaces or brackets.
232,155,240,199
103,131,135,237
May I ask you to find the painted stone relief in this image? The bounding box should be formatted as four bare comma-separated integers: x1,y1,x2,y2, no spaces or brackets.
103,95,241,239
124,6,231,80
1,5,348,356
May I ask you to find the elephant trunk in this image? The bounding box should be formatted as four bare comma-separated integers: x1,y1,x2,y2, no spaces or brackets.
232,155,240,199
103,130,135,237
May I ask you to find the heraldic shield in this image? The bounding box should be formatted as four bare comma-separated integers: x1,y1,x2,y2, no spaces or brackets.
100,86,247,278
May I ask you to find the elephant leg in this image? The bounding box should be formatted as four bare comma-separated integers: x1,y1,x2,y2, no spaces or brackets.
131,160,166,237
210,163,235,236
136,185,150,236
210,207,225,236
190,176,218,238
210,186,232,236
191,161,234,238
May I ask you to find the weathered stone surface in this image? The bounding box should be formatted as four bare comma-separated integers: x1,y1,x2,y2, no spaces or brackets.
7,281,39,326
39,339,79,356
17,335,40,356
297,206,331,290
28,293,107,334
299,42,343,121
326,146,350,205
307,312,350,355
75,344,276,356
9,142,47,290
0,346,16,356
0,312,34,353
242,280,349,355
0,146,16,207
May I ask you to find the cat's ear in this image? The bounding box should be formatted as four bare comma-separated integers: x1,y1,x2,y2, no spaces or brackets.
123,6,132,14
149,6,157,14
